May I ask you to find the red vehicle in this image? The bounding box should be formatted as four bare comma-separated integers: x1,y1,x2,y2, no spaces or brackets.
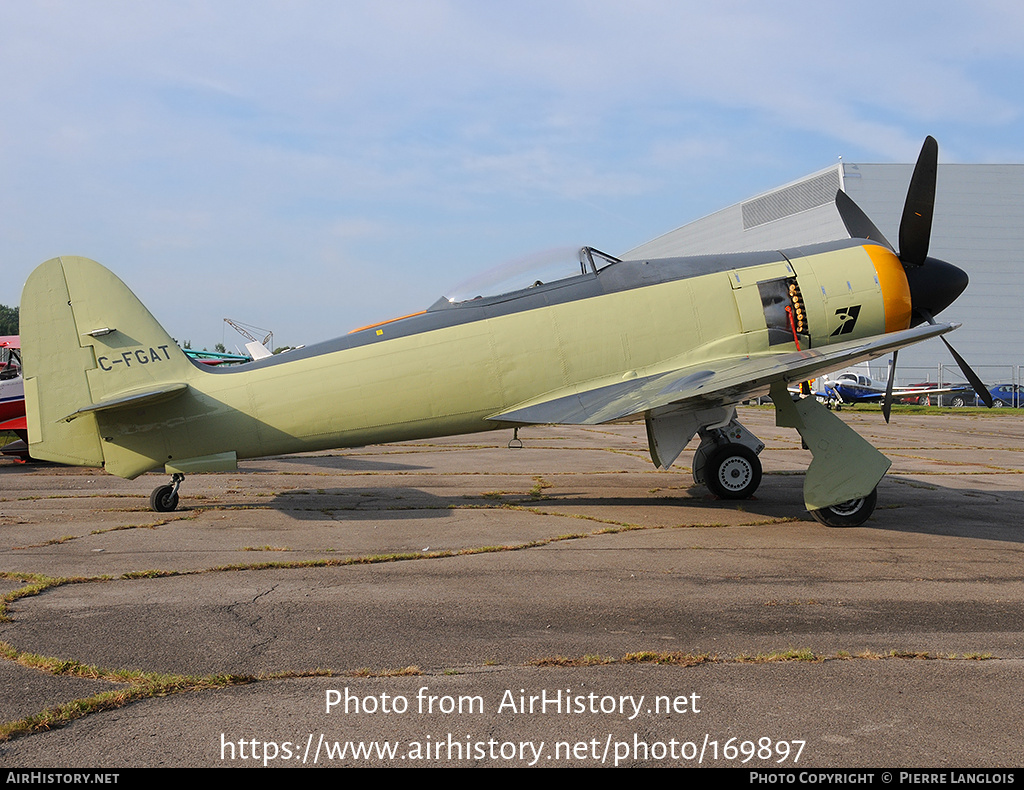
895,382,943,405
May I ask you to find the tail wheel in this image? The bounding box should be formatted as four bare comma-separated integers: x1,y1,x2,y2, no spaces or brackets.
705,444,762,499
150,484,179,512
810,489,877,527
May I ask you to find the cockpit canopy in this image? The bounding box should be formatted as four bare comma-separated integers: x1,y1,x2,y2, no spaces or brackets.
439,246,620,305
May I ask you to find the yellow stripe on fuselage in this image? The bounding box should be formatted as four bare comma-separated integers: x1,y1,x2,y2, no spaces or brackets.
864,244,912,333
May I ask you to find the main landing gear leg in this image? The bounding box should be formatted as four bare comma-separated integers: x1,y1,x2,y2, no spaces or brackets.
770,381,890,528
150,473,184,512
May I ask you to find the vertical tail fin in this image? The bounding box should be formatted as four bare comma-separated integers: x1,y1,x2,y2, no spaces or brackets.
21,256,195,473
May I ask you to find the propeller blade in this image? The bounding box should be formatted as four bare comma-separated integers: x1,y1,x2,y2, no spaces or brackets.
941,337,993,408
898,136,938,267
835,190,893,250
882,351,897,424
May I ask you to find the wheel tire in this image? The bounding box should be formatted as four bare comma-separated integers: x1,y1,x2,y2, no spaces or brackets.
150,484,179,512
950,396,966,408
810,489,877,527
992,399,1005,408
705,444,762,500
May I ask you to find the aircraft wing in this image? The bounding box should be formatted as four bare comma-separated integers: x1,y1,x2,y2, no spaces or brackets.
892,385,967,396
490,322,956,425
840,383,971,404
0,415,26,431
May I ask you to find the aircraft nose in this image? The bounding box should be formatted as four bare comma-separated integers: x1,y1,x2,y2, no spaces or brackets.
905,257,969,326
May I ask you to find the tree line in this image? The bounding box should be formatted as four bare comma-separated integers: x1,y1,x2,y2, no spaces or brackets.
0,304,17,335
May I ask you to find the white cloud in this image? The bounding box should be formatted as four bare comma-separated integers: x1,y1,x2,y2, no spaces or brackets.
0,0,1021,337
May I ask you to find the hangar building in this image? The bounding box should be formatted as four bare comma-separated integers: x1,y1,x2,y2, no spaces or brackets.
627,162,1024,391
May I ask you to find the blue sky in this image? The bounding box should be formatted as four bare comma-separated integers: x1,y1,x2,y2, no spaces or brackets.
1,1,1022,349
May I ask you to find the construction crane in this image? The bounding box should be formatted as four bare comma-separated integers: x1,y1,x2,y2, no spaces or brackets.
224,319,273,359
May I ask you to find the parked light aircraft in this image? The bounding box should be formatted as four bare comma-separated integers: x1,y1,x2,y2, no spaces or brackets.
813,364,968,410
19,137,991,526
0,336,28,459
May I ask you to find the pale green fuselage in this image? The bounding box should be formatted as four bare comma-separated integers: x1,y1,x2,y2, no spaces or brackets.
22,243,896,480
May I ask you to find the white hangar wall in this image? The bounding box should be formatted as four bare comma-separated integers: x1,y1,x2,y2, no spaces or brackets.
627,163,1024,386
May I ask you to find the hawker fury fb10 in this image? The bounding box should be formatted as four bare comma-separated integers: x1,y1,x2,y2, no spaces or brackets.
20,137,990,526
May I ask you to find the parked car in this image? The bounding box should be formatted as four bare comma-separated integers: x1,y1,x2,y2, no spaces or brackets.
987,384,1022,408
943,389,975,407
896,383,977,406
940,387,978,407
943,383,1021,407
896,383,942,405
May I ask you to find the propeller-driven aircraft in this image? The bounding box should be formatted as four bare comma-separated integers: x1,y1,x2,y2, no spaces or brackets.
812,364,969,410
19,137,990,526
0,336,28,459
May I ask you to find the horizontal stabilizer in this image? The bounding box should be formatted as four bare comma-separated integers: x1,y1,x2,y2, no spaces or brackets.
61,383,188,422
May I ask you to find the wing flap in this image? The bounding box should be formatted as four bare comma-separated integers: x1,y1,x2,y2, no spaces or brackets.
490,323,956,425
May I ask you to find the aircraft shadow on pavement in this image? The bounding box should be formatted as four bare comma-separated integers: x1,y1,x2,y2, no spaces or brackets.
869,476,1024,544
266,486,457,521
260,474,1024,542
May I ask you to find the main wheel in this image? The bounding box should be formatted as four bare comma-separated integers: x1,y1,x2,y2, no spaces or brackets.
809,489,877,527
150,484,179,512
705,444,762,499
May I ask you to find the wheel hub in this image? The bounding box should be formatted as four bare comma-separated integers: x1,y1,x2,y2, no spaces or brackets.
718,458,753,491
828,498,865,517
